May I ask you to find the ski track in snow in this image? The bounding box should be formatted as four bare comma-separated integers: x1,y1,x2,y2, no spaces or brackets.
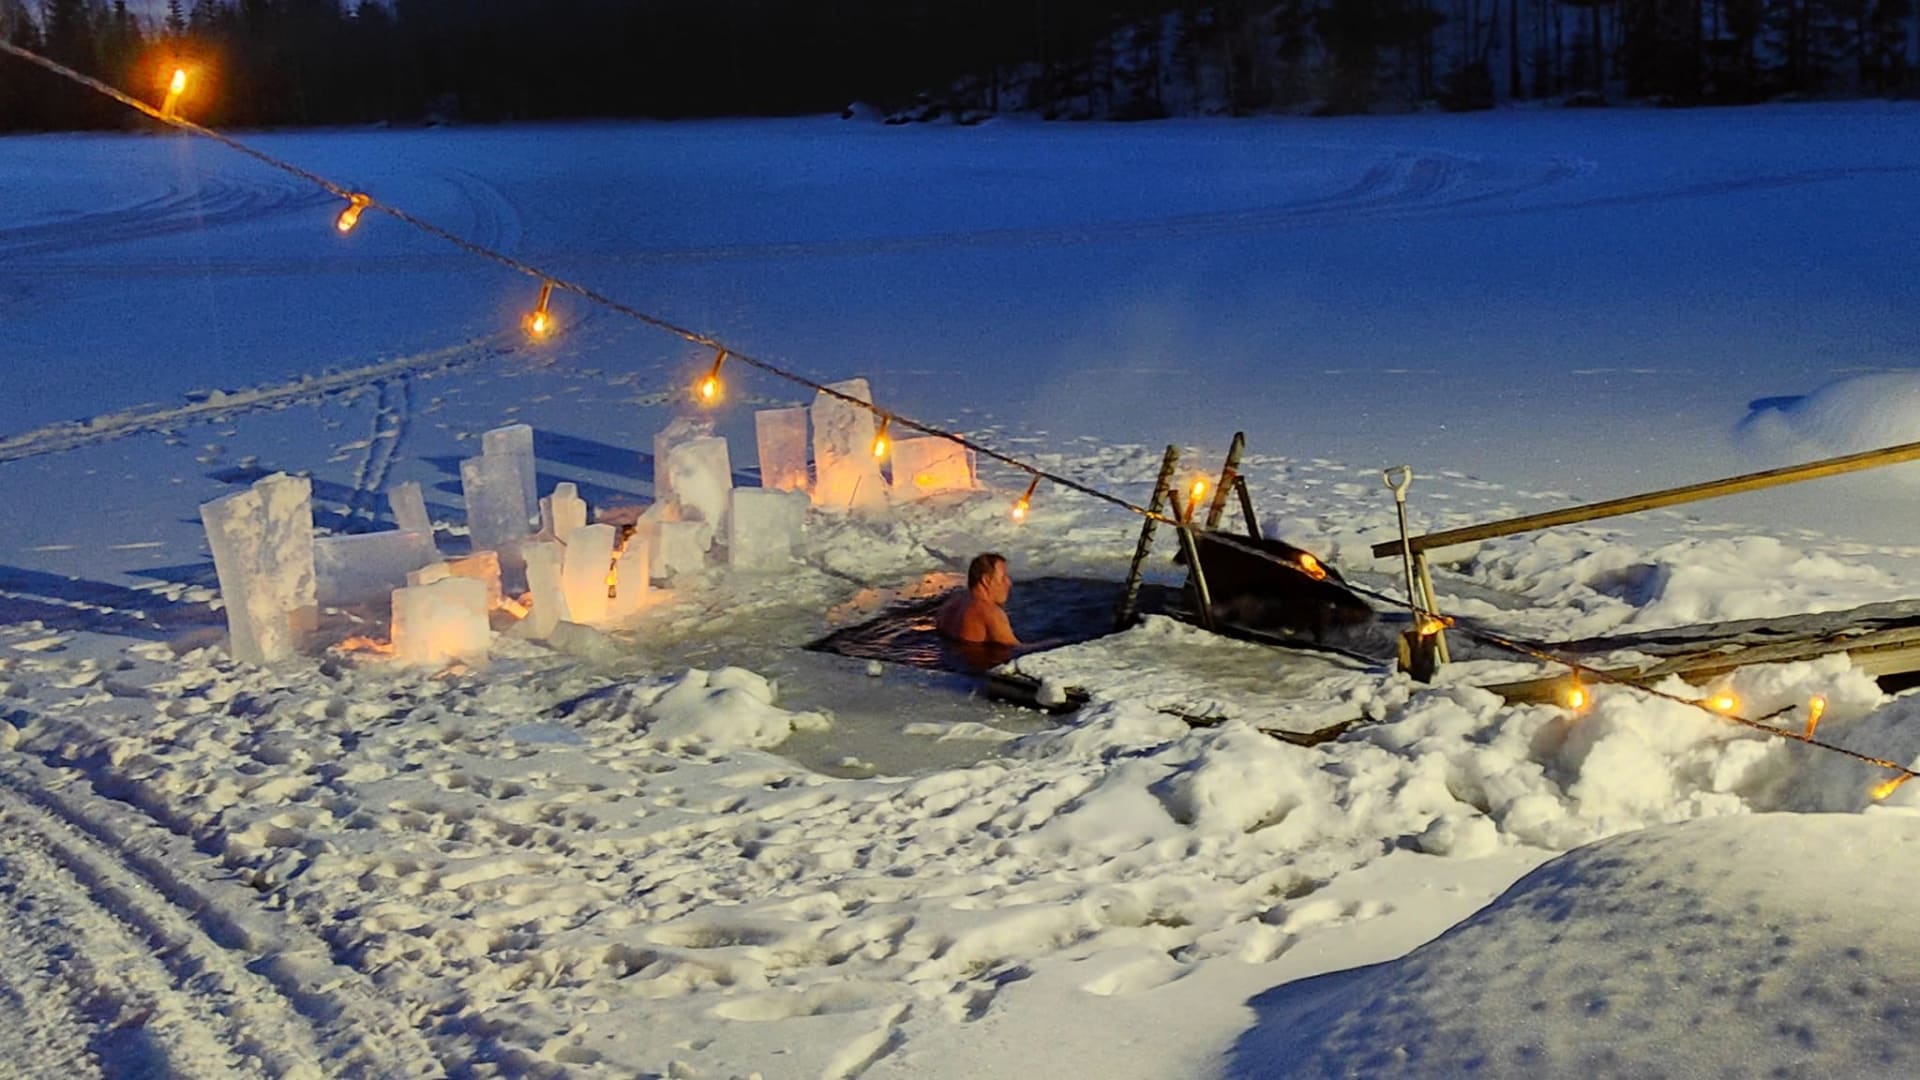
0,174,333,261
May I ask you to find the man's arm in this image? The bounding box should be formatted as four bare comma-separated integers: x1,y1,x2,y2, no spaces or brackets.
983,605,1021,647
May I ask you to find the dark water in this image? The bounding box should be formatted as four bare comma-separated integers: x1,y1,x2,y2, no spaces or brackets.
808,577,1187,674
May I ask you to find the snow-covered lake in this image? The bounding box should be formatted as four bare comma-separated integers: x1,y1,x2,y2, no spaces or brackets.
4,104,1920,1078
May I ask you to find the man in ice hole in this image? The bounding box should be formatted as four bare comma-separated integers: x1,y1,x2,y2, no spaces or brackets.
936,552,1021,657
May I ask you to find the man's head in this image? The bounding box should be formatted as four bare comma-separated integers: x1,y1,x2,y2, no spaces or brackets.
968,552,1011,603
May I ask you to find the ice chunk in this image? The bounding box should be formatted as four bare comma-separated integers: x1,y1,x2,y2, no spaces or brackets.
390,576,490,667
255,472,317,621
889,436,975,500
387,480,434,540
654,520,710,581
198,472,316,665
446,550,502,610
561,522,616,626
608,536,651,621
314,529,438,607
728,488,808,571
482,423,537,525
523,539,569,638
811,378,887,515
408,563,451,587
461,451,532,559
540,481,588,544
666,436,734,533
755,407,809,492
652,415,713,502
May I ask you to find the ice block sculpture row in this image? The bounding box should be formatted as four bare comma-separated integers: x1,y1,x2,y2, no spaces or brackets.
199,473,318,665
750,383,975,513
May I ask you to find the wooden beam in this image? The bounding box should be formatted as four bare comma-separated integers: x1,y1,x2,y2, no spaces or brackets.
1480,624,1920,705
1373,437,1920,559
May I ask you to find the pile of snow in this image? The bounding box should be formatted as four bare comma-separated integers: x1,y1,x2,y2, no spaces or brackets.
1233,812,1920,1078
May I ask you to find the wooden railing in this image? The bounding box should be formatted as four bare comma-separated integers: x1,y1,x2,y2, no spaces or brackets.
1373,438,1920,559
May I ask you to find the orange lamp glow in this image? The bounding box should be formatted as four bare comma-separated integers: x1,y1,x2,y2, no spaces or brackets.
872,416,892,460
1804,695,1827,739
1708,692,1738,714
335,193,371,233
1871,773,1913,801
160,67,190,119
698,348,727,404
1010,476,1040,523
1190,477,1208,503
1298,551,1328,581
523,280,555,340
1563,684,1589,712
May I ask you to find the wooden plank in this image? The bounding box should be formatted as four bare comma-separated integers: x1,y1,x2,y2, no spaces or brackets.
1113,445,1181,632
1373,437,1920,558
1203,432,1245,531
1481,624,1920,704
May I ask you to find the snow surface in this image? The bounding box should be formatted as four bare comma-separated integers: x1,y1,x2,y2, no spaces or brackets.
3,104,1920,1077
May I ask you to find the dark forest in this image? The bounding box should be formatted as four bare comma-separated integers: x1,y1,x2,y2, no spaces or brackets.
2,0,1914,131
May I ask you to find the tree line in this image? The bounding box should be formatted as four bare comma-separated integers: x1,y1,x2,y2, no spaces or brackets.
1,0,1914,132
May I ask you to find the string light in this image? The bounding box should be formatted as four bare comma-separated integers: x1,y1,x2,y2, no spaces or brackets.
1562,682,1589,712
871,415,892,460
1871,773,1912,801
1804,695,1827,739
335,192,371,234
1010,476,1040,522
1708,691,1738,714
160,66,188,119
523,280,555,340
17,42,1917,802
697,348,727,404
1298,551,1329,581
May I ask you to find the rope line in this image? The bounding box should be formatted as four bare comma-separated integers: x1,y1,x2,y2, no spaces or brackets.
7,41,1912,790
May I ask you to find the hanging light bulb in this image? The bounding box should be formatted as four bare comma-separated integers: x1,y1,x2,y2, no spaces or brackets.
161,67,189,119
1708,691,1738,714
1804,695,1827,739
1297,551,1329,581
1871,772,1913,801
335,193,371,233
871,415,892,460
1562,682,1589,712
1010,476,1041,522
523,280,555,340
697,348,727,404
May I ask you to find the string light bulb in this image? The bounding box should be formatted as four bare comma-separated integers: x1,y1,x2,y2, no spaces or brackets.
1562,682,1589,712
335,192,371,233
1298,551,1328,581
1010,476,1041,523
1804,695,1827,739
871,415,892,460
161,66,189,119
1871,772,1913,801
1708,691,1738,714
523,280,555,340
698,348,727,404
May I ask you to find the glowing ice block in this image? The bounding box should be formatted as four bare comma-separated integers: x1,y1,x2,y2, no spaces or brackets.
561,523,616,626
314,529,438,607
755,407,809,492
607,536,651,621
889,437,976,500
390,576,489,667
728,488,808,571
198,472,316,665
811,378,886,515
482,423,537,526
652,416,713,502
523,539,569,638
540,481,588,544
666,436,734,533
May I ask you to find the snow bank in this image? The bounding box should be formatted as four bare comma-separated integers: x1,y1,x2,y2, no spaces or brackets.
1231,812,1920,1079
570,666,831,755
